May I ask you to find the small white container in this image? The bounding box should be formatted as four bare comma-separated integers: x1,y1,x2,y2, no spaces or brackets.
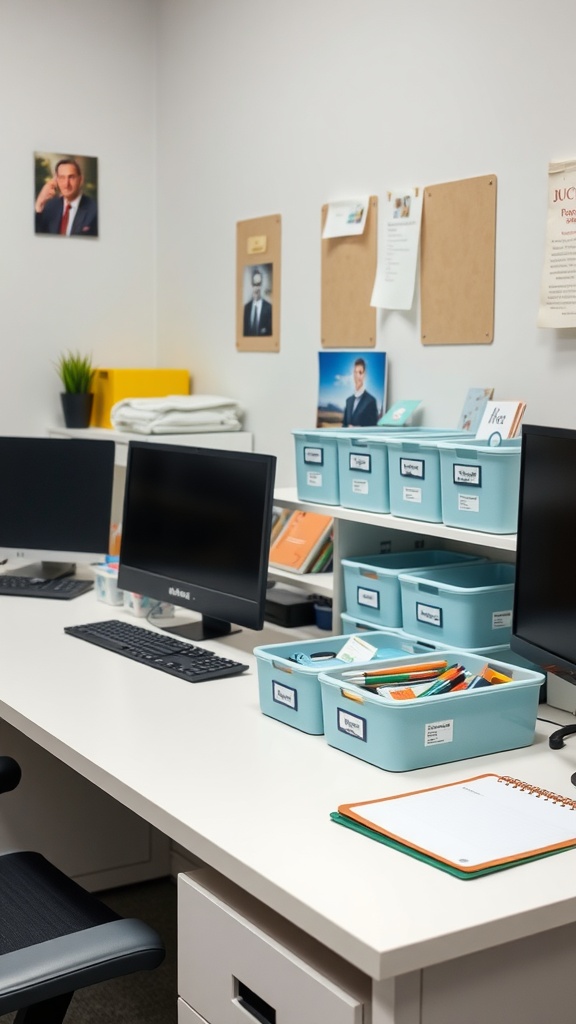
93,564,125,606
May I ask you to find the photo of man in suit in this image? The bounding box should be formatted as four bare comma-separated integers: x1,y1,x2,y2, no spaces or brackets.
34,156,98,237
243,266,273,336
342,357,379,427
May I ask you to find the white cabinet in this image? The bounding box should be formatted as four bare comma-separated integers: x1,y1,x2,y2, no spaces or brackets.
270,487,516,635
178,869,371,1024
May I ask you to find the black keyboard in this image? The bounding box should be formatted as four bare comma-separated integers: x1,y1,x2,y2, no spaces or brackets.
64,618,249,683
0,575,94,599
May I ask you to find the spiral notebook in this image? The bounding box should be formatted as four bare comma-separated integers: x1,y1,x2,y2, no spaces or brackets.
331,774,576,879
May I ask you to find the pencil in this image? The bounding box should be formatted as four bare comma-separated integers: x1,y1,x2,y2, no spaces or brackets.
341,659,448,680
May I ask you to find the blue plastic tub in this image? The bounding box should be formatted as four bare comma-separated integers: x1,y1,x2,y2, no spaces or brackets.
399,561,516,648
386,435,458,522
341,549,485,629
254,628,458,735
319,650,544,770
337,430,463,515
437,437,521,533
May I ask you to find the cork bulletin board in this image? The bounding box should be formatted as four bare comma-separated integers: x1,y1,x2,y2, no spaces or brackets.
236,214,281,352
321,196,378,348
420,174,497,346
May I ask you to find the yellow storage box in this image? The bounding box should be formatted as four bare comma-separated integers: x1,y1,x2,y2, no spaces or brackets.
90,368,190,428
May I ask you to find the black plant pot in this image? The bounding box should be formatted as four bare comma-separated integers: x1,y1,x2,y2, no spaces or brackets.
60,392,94,429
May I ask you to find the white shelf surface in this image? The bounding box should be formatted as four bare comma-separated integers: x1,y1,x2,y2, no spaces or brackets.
273,487,517,552
48,426,254,464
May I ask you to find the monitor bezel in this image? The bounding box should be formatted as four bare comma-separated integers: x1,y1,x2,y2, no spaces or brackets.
117,441,277,635
511,422,576,681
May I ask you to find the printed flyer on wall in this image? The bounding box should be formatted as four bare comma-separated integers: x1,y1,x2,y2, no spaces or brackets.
538,159,576,329
371,187,423,311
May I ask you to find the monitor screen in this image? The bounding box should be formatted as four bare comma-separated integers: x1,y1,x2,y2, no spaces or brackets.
117,441,277,641
0,436,115,579
511,423,576,683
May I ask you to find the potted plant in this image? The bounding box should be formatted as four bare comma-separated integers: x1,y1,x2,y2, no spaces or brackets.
56,351,96,428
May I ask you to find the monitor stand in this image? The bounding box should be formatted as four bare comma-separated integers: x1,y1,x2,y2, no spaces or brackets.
161,615,241,643
10,561,76,581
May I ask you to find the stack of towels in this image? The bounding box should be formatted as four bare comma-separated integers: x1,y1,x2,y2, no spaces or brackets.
110,395,243,435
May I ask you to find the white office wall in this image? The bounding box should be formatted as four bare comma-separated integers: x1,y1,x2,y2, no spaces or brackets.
155,0,576,484
0,0,158,434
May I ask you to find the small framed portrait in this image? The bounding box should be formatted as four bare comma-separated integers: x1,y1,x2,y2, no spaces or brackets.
236,215,281,352
34,151,98,238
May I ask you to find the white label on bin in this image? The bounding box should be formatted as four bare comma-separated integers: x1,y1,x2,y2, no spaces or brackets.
492,609,512,630
400,457,425,479
357,586,379,610
337,708,367,741
304,446,323,465
425,719,453,746
306,470,323,487
457,493,480,513
416,602,443,628
272,679,298,711
349,453,371,473
402,486,422,504
352,479,369,495
453,463,482,487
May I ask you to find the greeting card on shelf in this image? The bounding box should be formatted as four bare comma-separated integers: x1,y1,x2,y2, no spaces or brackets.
457,387,494,432
475,400,526,442
378,399,422,426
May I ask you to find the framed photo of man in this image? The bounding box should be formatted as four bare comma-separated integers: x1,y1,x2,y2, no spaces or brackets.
34,152,99,238
236,215,281,352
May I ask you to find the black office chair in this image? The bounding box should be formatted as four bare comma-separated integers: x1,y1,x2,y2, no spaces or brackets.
0,755,166,1023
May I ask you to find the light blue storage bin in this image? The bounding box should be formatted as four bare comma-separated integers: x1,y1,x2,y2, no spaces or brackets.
437,437,521,533
341,549,485,629
337,429,462,515
399,562,515,648
293,429,344,505
386,435,456,522
293,427,430,507
253,629,451,735
319,650,544,771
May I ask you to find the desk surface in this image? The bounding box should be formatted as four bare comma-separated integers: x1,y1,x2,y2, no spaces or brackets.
2,588,576,981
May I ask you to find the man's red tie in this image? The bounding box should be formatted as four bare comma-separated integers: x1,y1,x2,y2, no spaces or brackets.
59,203,72,235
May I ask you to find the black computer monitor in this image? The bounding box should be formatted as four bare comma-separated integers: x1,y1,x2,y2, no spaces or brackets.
117,441,277,641
511,424,576,748
0,436,115,579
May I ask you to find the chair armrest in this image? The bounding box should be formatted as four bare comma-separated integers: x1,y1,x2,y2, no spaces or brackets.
0,757,22,794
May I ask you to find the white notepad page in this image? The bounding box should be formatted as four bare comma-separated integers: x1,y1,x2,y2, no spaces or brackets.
343,774,576,870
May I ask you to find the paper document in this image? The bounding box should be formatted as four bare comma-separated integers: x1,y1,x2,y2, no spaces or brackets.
371,188,423,310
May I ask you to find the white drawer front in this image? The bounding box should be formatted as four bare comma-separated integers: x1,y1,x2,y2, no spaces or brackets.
178,997,209,1024
178,870,368,1024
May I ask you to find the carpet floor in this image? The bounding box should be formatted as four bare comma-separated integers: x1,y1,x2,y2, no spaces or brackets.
0,876,178,1024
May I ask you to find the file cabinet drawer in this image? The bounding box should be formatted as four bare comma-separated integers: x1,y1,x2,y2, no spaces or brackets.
178,998,208,1024
178,869,370,1024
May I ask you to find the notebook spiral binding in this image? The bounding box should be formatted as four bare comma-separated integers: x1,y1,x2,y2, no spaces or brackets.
499,775,576,810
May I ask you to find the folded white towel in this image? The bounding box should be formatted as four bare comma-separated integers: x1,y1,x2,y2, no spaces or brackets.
110,395,243,435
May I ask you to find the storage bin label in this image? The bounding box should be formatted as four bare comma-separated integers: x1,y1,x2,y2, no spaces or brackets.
457,493,480,513
400,457,425,479
416,602,443,628
304,446,323,465
306,471,323,487
349,452,371,473
493,610,512,630
352,479,369,495
337,707,367,741
272,679,298,711
424,719,453,746
402,486,422,504
357,586,379,610
453,463,482,487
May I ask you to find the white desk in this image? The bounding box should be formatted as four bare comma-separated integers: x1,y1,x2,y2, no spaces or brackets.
3,590,576,1023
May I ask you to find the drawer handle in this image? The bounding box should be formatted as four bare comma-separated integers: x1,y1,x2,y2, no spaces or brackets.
234,978,276,1024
